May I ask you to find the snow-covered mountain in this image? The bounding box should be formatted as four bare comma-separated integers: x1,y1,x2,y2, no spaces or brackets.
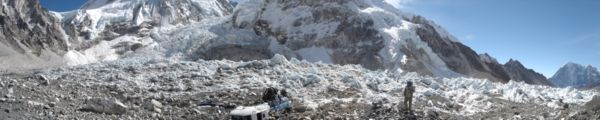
1,0,551,84
62,0,232,41
0,0,69,71
550,63,600,88
55,0,233,65
503,59,553,86
228,0,515,82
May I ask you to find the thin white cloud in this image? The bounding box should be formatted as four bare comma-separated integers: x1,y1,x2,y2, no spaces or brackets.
464,35,475,40
569,32,600,47
566,31,600,57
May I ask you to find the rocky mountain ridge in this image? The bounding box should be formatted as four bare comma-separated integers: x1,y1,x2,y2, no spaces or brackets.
550,62,600,88
0,0,69,70
503,59,553,86
0,0,552,85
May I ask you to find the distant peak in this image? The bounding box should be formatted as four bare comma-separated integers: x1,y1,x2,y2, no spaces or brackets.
551,62,600,88
505,59,522,66
586,64,595,67
586,65,598,70
555,62,600,75
565,62,579,65
563,62,596,70
478,53,498,63
563,62,585,69
480,53,492,57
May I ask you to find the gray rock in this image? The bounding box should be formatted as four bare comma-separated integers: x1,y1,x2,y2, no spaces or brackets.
38,75,50,86
144,99,163,113
0,0,68,55
585,95,600,110
81,98,129,115
0,0,68,70
48,102,56,107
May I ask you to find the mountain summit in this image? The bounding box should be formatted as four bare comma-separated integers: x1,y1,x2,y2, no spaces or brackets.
550,62,600,88
503,59,553,86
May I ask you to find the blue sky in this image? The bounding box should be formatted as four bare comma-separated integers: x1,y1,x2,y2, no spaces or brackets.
39,0,86,12
39,0,600,77
389,0,600,77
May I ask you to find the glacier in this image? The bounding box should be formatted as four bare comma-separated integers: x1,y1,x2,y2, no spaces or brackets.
53,0,478,80
0,54,594,119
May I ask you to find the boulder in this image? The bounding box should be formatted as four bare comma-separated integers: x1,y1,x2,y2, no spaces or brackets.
38,75,50,86
81,98,129,115
144,99,163,113
585,95,600,110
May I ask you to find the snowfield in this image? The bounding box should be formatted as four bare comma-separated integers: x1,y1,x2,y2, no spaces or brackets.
2,54,598,119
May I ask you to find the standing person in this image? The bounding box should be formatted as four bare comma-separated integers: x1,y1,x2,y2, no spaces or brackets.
404,81,415,112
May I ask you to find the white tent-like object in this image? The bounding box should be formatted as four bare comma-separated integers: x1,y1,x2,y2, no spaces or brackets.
230,103,270,120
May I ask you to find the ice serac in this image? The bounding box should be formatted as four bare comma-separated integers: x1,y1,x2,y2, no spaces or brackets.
57,0,233,65
231,0,510,82
503,59,553,86
0,0,68,70
64,0,232,43
550,63,600,88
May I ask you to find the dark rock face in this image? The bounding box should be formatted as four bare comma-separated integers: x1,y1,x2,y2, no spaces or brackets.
503,59,553,86
0,0,68,55
239,0,386,70
550,63,600,88
201,44,273,62
411,17,510,82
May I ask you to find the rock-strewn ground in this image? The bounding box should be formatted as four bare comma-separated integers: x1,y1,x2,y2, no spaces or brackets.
0,55,598,119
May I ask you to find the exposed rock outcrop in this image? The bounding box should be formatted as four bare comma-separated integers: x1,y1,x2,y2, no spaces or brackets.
0,0,69,70
0,0,68,55
503,59,553,86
